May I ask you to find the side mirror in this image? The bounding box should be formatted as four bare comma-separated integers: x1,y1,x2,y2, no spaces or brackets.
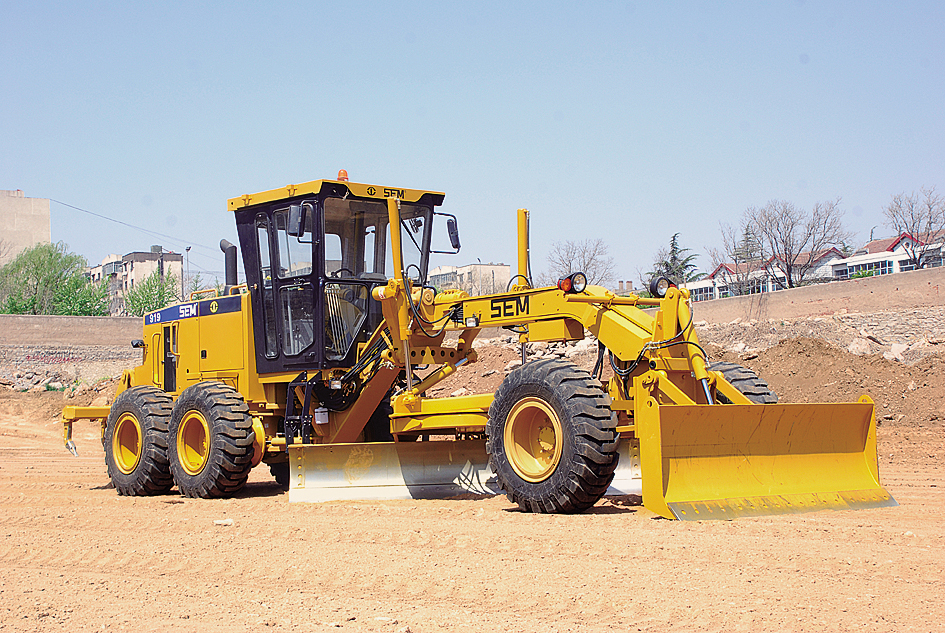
287,204,304,237
287,202,313,237
447,217,461,251
430,212,461,255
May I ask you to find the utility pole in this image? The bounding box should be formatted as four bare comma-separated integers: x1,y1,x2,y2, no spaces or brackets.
477,257,482,296
185,246,192,299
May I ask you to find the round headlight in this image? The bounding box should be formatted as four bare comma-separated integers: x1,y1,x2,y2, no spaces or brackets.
571,272,587,293
649,276,674,298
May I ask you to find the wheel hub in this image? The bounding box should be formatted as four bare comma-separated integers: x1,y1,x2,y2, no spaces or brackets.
178,411,211,476
113,412,142,475
504,397,564,483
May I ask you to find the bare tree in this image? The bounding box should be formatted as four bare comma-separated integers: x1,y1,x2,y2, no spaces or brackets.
746,198,851,288
883,187,945,269
542,238,615,286
707,221,767,296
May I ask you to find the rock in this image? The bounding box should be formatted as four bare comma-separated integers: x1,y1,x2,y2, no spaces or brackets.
213,519,234,527
481,369,497,377
449,388,469,397
48,382,63,390
504,360,522,372
730,342,746,353
884,343,908,362
847,338,872,355
91,395,109,407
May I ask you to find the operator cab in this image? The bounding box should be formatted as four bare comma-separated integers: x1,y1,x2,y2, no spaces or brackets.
232,178,452,374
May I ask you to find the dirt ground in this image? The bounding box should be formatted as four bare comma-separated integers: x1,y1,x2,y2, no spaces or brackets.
1,338,944,632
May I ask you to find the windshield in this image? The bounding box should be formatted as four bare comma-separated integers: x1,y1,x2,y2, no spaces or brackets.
322,197,432,284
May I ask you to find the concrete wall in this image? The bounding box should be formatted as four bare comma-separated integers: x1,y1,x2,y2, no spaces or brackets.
689,266,944,324
0,266,941,349
0,190,51,266
0,315,142,346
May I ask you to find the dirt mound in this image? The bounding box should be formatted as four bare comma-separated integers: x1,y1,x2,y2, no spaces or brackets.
717,337,945,429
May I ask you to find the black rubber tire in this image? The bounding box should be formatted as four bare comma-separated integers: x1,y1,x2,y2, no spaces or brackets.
486,359,619,514
269,461,290,490
362,398,418,442
167,381,255,498
709,361,778,404
104,386,174,496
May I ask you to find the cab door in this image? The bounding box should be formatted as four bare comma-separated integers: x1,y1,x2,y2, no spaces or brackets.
270,202,321,366
163,323,178,392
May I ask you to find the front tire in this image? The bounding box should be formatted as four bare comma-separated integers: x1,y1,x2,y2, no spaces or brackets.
486,359,619,513
104,386,174,496
709,361,778,404
168,381,255,498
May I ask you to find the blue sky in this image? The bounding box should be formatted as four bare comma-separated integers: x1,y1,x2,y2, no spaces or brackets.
2,1,943,285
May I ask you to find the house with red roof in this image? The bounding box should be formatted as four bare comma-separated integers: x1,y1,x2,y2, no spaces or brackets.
682,231,943,302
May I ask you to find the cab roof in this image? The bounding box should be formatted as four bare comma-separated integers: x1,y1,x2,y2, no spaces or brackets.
227,178,445,211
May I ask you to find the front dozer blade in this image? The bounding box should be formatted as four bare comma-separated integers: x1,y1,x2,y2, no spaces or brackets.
287,440,642,504
636,396,897,520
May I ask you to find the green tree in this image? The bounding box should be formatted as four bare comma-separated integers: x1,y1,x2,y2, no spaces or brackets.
648,233,703,285
52,275,110,316
123,270,180,316
0,242,88,314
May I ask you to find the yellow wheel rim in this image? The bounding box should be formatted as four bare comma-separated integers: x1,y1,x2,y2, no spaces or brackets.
177,410,211,476
504,397,563,483
112,412,142,475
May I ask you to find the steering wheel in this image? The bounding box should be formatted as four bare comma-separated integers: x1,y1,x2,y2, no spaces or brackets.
330,267,355,278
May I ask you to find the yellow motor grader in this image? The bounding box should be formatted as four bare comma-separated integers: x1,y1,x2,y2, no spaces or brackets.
62,174,895,519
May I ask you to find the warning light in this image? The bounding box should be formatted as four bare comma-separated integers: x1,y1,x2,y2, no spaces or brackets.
337,169,349,181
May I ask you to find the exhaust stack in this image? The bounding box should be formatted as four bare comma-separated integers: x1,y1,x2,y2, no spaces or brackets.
220,239,237,294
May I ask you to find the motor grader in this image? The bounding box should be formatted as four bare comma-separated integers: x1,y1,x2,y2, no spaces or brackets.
62,173,896,519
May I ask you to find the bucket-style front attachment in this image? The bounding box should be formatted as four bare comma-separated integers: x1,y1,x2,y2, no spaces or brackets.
287,440,643,504
636,395,897,520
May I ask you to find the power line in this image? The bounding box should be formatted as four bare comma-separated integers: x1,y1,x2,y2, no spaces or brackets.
50,198,224,261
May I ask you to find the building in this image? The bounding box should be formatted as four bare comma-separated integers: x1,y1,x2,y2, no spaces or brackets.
614,280,637,295
0,190,50,266
429,262,511,296
88,246,184,315
831,231,943,279
682,231,944,302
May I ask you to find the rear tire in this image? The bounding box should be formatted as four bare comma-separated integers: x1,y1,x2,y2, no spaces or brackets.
709,361,778,404
168,381,255,498
104,386,174,496
486,359,619,513
269,461,290,490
